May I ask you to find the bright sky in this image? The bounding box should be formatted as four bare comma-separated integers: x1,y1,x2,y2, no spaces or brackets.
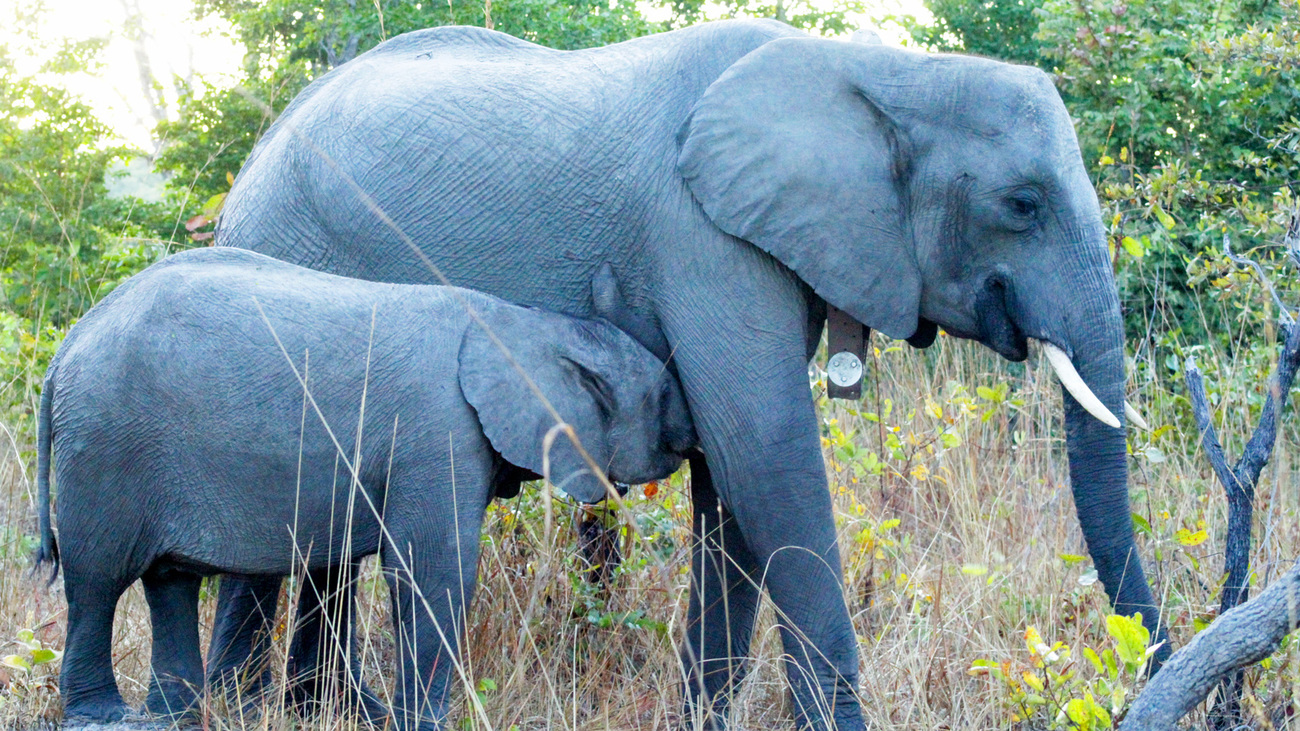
7,0,242,151
7,0,928,152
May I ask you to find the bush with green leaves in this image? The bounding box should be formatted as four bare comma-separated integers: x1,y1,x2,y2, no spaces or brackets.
0,622,62,704
969,613,1163,729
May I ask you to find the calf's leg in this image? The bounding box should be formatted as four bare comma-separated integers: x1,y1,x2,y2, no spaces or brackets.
288,561,388,721
206,574,280,705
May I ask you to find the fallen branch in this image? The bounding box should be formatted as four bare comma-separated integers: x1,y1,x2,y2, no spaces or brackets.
1120,558,1300,731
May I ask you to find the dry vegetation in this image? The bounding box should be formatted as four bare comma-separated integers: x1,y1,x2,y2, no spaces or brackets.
4,0,1298,727
1,330,1298,729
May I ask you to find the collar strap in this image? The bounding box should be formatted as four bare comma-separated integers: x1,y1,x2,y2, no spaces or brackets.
826,304,870,400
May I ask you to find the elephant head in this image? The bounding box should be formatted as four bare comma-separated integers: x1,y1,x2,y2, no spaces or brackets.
680,37,1165,650
459,304,694,504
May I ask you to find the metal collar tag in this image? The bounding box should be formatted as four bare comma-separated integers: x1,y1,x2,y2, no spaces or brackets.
826,305,870,400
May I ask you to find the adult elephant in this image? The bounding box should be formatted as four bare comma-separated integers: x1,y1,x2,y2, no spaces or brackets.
214,19,1168,729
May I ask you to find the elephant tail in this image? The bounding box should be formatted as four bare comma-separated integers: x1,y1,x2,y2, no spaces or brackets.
33,374,59,584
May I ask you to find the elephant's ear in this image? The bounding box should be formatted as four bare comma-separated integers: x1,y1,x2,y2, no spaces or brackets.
457,306,614,504
679,36,923,339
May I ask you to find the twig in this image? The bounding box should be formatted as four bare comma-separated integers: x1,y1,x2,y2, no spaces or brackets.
1223,232,1295,330
1285,205,1300,271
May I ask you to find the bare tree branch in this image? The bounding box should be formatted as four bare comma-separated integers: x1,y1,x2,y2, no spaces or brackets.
1178,247,1300,726
1186,308,1300,618
1223,232,1295,329
119,0,168,131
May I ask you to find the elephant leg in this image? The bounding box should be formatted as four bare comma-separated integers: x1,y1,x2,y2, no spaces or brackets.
206,573,281,704
287,561,388,722
142,569,204,718
660,271,863,731
382,514,484,730
715,432,860,730
61,573,130,722
720,448,859,731
681,453,762,730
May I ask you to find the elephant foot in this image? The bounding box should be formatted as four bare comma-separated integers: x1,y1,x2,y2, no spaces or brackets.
352,685,390,725
289,677,390,726
63,699,132,726
144,677,201,722
65,722,177,731
64,706,172,731
389,709,441,731
206,664,276,718
142,693,200,724
678,702,729,731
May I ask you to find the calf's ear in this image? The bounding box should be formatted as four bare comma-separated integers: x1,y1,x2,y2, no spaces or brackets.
458,308,614,504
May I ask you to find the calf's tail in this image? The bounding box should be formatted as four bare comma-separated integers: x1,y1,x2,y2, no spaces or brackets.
33,375,59,583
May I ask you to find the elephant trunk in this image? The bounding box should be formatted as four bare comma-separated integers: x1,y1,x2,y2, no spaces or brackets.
1060,223,1170,670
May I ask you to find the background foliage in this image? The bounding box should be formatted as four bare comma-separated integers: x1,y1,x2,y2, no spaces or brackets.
1,0,1299,726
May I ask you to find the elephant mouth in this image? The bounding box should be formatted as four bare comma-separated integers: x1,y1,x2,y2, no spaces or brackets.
962,274,1142,430
974,272,1029,361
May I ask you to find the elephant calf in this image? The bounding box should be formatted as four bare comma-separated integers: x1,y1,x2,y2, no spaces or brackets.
34,247,694,728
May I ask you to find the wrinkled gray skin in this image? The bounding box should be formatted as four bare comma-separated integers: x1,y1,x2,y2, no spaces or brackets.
215,20,1169,729
34,247,693,728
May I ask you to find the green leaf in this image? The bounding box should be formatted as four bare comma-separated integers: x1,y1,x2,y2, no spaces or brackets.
1058,553,1087,566
28,648,58,665
1106,613,1150,672
201,192,228,218
1132,512,1152,536
1083,646,1104,674
1,655,31,671
1102,648,1118,679
1121,235,1144,258
961,563,988,576
1154,206,1176,230
1065,697,1093,729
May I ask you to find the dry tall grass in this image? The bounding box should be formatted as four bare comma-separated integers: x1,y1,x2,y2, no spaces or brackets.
1,331,1297,729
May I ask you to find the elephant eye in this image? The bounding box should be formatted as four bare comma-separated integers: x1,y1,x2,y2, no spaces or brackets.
1006,195,1039,220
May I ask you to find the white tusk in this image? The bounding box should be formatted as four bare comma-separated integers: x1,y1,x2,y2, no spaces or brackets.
1124,401,1150,431
1040,342,1121,428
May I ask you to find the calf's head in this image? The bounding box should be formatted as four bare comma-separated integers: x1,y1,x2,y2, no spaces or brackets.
458,306,694,503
